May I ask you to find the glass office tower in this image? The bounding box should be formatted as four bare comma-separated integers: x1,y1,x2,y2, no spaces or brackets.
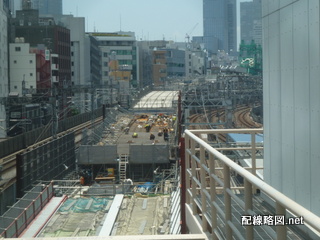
203,0,237,54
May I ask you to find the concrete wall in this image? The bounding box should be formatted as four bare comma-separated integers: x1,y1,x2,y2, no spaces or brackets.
263,0,320,215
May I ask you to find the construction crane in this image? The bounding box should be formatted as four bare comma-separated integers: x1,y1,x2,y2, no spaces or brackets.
185,23,199,43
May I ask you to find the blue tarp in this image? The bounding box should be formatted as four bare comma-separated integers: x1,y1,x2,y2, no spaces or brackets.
228,133,263,143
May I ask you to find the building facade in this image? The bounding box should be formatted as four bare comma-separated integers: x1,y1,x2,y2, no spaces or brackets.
9,39,36,95
89,32,139,106
203,0,237,54
0,0,9,137
152,50,167,87
263,0,320,216
165,48,185,77
240,0,262,45
32,0,62,16
13,9,71,89
138,40,169,89
11,0,62,16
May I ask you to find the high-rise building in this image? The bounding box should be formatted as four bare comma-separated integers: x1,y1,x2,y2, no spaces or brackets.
32,0,62,16
202,0,237,54
263,0,320,216
12,0,62,16
0,0,9,137
240,0,262,45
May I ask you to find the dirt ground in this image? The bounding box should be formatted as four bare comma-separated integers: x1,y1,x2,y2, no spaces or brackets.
112,194,171,235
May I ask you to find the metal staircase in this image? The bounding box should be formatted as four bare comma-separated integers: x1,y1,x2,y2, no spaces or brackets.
118,154,129,182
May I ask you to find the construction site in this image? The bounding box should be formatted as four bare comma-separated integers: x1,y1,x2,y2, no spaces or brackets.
0,91,182,238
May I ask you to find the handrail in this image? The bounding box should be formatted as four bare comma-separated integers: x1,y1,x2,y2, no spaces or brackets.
185,128,320,239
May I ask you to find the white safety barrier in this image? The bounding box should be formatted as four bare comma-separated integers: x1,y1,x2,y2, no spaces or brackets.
184,128,320,240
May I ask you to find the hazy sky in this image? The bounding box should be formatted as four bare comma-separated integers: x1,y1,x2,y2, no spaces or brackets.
63,0,248,43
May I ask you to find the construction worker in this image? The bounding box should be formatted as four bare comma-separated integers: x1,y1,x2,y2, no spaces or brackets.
145,124,151,132
163,128,169,141
150,133,155,140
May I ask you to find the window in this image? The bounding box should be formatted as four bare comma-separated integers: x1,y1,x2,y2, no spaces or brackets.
14,60,17,64
15,47,21,51
14,85,17,89
10,112,21,118
104,52,108,57
52,70,59,76
30,73,33,76
29,60,33,64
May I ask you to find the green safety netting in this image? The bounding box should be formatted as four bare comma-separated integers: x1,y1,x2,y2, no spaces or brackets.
58,197,111,213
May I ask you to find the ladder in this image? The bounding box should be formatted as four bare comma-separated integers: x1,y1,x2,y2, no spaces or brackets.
118,154,128,182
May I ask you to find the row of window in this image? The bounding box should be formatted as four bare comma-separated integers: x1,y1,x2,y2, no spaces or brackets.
103,50,136,57
12,85,34,90
100,41,133,46
167,63,185,68
102,60,136,67
13,59,33,64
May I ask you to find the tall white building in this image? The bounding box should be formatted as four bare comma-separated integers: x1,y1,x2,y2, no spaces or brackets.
263,1,320,215
59,16,87,86
9,39,36,96
0,0,9,137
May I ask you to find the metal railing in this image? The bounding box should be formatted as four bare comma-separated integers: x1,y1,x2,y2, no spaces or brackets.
0,182,54,238
184,128,320,240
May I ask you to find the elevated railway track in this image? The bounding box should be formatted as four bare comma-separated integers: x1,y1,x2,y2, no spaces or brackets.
0,115,103,192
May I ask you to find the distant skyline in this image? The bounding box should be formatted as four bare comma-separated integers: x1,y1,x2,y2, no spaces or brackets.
63,0,249,45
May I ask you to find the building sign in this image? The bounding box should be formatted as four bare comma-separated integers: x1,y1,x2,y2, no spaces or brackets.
45,50,50,61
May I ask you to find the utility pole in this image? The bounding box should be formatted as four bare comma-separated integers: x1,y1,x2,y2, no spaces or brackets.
52,84,58,139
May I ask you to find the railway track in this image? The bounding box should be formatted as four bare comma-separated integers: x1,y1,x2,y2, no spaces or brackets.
235,106,262,128
188,105,262,143
0,117,103,189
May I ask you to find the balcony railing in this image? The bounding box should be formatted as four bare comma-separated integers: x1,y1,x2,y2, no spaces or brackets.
184,128,320,240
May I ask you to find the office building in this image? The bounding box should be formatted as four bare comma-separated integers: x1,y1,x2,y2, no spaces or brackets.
32,0,62,16
240,0,262,45
203,0,237,54
0,0,9,137
89,32,139,106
